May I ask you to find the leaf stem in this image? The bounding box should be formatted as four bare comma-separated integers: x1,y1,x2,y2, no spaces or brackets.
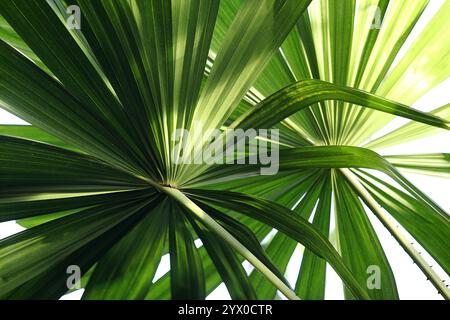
340,168,450,299
158,185,300,300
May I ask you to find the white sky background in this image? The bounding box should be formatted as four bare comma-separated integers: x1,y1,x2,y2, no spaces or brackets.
0,0,449,300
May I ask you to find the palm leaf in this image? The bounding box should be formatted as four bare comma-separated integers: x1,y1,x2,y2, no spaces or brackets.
0,0,449,300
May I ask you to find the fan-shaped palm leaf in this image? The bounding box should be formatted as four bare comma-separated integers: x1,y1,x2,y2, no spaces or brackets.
0,0,449,300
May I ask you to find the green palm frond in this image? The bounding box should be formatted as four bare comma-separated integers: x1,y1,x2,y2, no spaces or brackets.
0,0,449,300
